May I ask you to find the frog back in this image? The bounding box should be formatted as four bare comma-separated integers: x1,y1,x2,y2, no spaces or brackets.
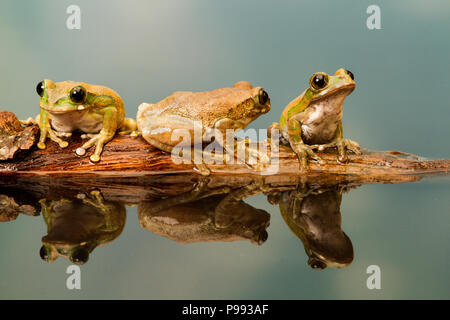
153,87,255,128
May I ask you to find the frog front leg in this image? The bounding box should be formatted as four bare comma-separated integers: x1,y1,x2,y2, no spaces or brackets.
37,109,69,149
287,114,323,168
75,106,118,162
214,118,270,171
214,177,268,228
78,190,115,230
310,122,361,162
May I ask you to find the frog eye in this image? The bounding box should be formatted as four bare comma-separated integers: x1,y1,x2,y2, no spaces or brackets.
308,258,327,270
310,73,329,90
70,247,89,265
258,90,269,105
36,81,45,97
345,69,354,80
39,245,50,261
69,86,87,103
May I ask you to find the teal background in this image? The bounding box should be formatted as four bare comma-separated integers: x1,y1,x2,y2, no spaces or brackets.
0,0,449,299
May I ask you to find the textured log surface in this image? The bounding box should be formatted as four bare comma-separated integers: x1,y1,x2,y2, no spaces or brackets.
0,111,39,161
0,134,449,203
1,134,449,175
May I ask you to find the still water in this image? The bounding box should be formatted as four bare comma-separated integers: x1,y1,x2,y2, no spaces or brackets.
1,175,449,299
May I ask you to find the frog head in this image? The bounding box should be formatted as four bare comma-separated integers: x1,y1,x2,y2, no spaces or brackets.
227,81,271,128
36,79,90,113
39,242,92,265
306,68,355,107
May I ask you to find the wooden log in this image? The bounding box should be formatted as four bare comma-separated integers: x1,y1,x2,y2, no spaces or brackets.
0,133,449,203
1,133,449,176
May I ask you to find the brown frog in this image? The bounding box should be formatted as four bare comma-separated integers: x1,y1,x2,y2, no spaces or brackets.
137,81,271,175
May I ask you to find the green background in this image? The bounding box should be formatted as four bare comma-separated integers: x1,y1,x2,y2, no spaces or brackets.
0,0,449,299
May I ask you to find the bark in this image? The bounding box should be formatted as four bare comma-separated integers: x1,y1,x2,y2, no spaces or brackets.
0,134,448,203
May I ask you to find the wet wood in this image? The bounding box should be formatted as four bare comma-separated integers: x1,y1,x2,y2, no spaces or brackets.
0,134,449,203
1,133,449,176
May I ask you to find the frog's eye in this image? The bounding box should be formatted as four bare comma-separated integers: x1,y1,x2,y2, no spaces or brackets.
310,73,328,90
259,90,269,105
69,86,87,103
345,69,354,80
39,245,50,261
70,247,89,265
36,81,45,97
308,258,327,270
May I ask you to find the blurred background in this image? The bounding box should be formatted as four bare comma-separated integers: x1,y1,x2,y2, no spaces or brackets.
0,0,449,299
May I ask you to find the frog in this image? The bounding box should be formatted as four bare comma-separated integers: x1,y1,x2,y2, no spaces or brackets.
30,79,137,162
268,68,361,168
138,178,270,245
266,184,354,269
137,81,271,175
39,190,126,265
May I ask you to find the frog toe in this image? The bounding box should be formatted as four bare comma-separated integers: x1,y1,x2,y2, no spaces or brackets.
59,141,69,148
76,147,86,156
37,142,46,149
90,154,101,162
338,153,349,163
194,163,211,176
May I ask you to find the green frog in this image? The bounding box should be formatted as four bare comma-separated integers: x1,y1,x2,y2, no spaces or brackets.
137,81,271,175
269,69,361,167
31,79,137,162
39,190,126,265
267,184,354,269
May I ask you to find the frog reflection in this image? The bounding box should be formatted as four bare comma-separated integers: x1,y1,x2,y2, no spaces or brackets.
39,190,126,265
139,181,270,245
267,184,354,270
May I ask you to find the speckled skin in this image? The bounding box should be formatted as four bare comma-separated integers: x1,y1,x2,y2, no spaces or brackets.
137,81,270,175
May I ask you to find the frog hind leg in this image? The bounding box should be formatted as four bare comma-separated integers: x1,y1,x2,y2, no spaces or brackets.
214,177,268,229
20,114,39,126
214,119,270,172
118,118,138,137
76,106,118,162
142,134,212,176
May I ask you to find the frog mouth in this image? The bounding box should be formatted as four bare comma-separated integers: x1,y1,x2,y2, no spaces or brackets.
312,83,355,101
40,104,87,114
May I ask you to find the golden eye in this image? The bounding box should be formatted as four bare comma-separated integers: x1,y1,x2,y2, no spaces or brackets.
309,72,329,90
69,86,86,103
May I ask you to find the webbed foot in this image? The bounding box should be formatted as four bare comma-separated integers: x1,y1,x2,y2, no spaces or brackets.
76,133,112,162
38,128,69,149
292,143,325,168
310,139,361,163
